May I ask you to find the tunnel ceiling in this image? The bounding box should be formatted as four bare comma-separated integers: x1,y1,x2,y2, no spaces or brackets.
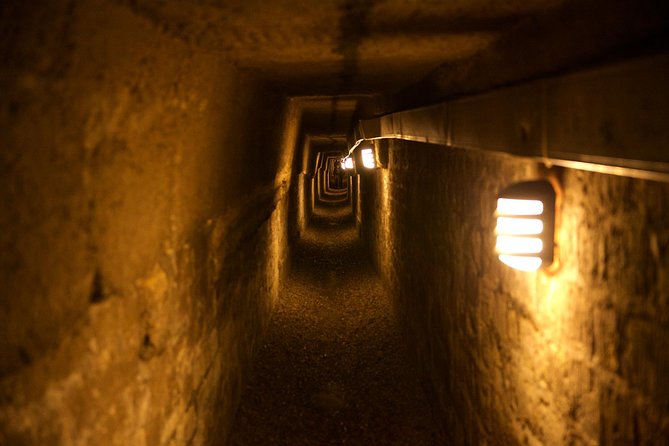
123,0,500,94
121,0,627,95
121,0,668,115
298,97,359,135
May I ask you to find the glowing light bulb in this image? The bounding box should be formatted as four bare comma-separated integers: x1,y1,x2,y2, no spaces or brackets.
495,235,543,254
361,148,376,168
344,158,353,169
497,198,543,216
494,180,557,272
495,217,543,235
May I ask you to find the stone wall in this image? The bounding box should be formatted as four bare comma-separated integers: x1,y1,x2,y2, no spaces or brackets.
358,169,392,275
291,173,312,240
0,1,297,444
358,139,669,444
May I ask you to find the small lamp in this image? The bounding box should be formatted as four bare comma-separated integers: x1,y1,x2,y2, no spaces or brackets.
495,180,556,271
361,148,376,169
342,157,354,170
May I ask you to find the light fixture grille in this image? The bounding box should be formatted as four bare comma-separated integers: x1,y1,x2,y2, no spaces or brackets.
361,148,376,169
495,180,556,271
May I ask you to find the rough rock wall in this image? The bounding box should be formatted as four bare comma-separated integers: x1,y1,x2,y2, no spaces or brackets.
292,173,312,238
0,1,297,444
358,169,392,276
359,140,669,444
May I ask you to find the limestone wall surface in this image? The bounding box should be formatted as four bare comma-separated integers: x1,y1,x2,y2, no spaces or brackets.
0,1,297,444
359,139,669,444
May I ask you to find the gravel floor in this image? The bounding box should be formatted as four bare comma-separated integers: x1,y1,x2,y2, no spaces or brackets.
228,202,446,445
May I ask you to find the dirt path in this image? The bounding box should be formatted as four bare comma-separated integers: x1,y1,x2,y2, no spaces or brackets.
228,203,445,445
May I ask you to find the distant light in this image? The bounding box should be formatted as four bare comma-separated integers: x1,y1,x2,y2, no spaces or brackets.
343,157,354,170
495,180,556,272
361,148,376,168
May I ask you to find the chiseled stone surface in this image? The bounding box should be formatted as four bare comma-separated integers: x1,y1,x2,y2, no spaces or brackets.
359,140,669,444
0,1,297,444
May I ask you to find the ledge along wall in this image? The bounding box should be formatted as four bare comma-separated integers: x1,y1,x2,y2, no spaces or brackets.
358,139,669,444
0,0,300,444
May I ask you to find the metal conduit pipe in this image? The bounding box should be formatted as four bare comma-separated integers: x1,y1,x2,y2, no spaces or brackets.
348,54,669,183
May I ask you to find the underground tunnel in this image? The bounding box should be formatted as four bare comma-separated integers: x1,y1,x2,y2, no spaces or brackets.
1,0,669,444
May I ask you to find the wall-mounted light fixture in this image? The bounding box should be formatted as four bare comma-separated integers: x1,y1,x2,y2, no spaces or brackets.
342,157,354,170
361,148,376,169
495,180,556,272
351,141,388,172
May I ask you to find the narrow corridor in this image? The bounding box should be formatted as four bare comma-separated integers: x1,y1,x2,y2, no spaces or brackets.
3,2,668,444
229,202,444,445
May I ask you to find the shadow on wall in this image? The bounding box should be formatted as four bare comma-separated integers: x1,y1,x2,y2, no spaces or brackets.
357,139,669,444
